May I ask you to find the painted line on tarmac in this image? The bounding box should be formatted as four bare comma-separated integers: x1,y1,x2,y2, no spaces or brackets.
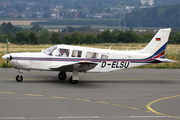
0,91,151,115
112,104,151,113
53,96,149,114
96,101,110,104
112,104,126,107
0,117,25,119
0,91,15,94
127,107,141,110
26,94,44,97
53,96,69,99
146,95,180,119
130,116,167,118
58,116,99,119
0,90,152,115
2,90,178,118
76,98,91,102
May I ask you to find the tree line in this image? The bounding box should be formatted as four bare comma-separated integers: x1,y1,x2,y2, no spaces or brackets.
0,22,180,44
0,27,180,45
61,26,95,32
0,22,23,34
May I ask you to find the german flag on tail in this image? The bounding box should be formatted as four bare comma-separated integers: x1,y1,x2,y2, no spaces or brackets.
156,38,161,41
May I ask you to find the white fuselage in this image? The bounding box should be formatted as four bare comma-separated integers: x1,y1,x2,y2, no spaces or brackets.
9,45,154,73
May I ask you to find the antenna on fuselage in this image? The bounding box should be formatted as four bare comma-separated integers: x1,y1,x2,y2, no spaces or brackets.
126,44,131,51
7,38,9,54
108,43,114,50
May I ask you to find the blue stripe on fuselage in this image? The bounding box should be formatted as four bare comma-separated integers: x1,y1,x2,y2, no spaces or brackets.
12,43,167,63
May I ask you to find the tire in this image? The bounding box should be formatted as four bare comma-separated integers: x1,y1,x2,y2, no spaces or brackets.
69,76,78,84
16,75,23,82
58,72,67,80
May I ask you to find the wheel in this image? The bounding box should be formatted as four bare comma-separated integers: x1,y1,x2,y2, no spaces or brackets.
69,76,78,84
58,72,67,80
16,75,23,82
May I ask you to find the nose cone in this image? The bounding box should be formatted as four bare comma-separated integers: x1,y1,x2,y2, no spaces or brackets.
2,54,11,61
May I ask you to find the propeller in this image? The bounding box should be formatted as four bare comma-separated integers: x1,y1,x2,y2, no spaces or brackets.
2,38,12,70
6,60,8,72
6,38,9,71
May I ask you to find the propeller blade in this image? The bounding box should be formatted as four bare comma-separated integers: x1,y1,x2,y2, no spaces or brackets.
6,60,8,72
5,38,9,72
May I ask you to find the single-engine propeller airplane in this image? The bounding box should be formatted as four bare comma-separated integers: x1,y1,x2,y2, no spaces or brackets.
2,28,175,84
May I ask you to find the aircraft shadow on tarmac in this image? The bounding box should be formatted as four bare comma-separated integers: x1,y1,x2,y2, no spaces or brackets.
2,71,179,87
2,76,179,89
7,77,179,85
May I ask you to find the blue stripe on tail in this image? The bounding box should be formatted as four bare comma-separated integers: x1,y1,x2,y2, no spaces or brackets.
145,42,167,60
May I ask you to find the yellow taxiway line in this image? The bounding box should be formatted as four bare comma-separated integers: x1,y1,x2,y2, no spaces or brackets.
146,95,180,119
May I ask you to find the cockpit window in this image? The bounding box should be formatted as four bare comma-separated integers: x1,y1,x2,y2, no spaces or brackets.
56,48,70,57
42,46,57,56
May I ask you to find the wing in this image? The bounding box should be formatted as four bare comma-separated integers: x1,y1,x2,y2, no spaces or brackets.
49,61,98,72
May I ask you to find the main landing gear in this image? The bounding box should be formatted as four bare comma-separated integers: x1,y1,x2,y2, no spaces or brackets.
58,71,79,84
69,76,78,84
58,71,67,80
16,69,23,82
59,64,80,84
69,64,79,84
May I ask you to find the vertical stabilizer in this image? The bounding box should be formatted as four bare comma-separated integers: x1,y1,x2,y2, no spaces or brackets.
139,28,171,57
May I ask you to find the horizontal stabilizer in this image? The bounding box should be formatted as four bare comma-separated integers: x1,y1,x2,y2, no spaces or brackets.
155,58,176,62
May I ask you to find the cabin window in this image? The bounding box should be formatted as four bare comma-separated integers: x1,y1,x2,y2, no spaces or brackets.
86,52,98,58
101,54,108,59
56,48,70,57
72,50,82,57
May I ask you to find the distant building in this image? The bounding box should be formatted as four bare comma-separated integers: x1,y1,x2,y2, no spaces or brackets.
21,9,35,18
86,14,95,18
141,0,154,6
71,9,78,13
51,11,59,18
36,12,43,18
110,8,124,14
74,13,78,18
3,8,20,17
0,1,10,7
94,13,102,19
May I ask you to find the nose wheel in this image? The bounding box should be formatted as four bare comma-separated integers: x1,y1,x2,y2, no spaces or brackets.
16,69,23,82
16,75,23,82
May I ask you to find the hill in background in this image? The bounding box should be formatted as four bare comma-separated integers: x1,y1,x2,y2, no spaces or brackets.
123,4,180,27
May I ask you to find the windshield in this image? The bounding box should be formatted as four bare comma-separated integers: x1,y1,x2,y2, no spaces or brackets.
42,46,57,56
